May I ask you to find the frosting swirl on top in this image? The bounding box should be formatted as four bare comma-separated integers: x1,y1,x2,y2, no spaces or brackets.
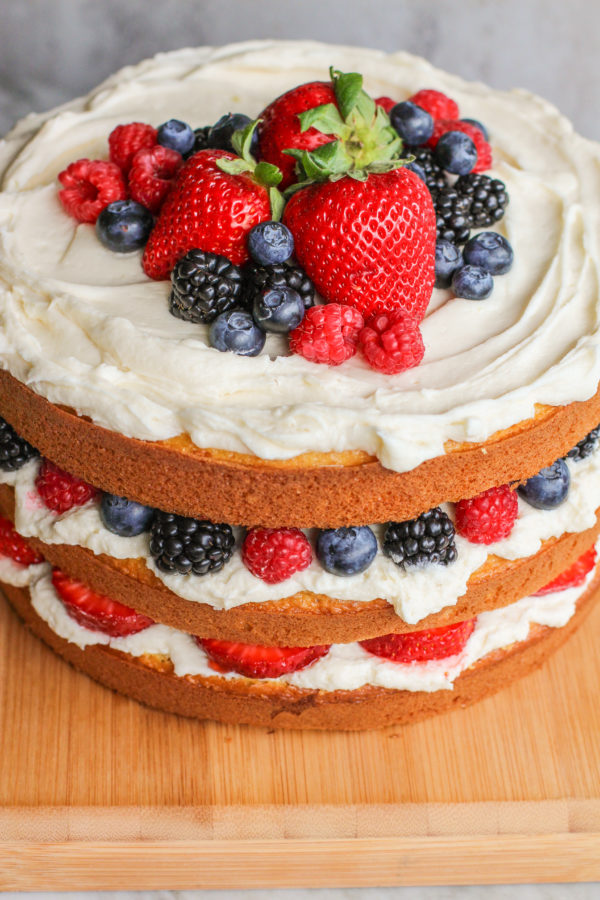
1,41,599,473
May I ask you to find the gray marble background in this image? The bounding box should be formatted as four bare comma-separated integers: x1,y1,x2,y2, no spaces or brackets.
1,1,599,897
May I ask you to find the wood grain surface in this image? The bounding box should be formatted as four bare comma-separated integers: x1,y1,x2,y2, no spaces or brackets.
0,588,599,889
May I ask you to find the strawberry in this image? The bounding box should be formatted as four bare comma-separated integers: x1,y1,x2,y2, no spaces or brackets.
142,143,276,279
284,167,435,320
257,81,337,188
279,70,435,320
360,619,475,663
52,568,154,637
0,516,43,566
197,637,330,679
534,547,597,596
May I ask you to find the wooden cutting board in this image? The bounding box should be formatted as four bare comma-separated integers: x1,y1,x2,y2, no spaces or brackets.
0,589,599,891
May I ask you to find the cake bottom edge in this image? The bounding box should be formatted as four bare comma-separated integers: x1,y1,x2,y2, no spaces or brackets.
1,574,598,732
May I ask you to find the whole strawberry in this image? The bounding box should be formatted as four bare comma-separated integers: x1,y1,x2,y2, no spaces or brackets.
280,70,436,321
257,81,337,188
143,124,282,279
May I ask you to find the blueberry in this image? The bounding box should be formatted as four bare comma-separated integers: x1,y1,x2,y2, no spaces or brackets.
390,101,434,147
248,221,294,265
157,119,195,155
208,113,255,154
435,240,463,289
451,265,494,300
518,459,570,510
100,494,155,537
435,131,477,175
209,309,266,356
253,287,304,333
461,118,489,141
96,200,153,253
404,161,427,183
316,526,378,577
463,232,514,275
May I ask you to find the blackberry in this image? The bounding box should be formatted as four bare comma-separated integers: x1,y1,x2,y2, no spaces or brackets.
150,511,235,576
434,186,472,245
566,424,600,462
170,249,243,324
0,417,38,471
184,126,210,159
400,146,447,195
454,173,509,228
243,262,315,311
383,508,457,569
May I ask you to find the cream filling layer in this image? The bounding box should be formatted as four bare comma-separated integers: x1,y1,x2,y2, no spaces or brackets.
1,553,592,694
1,42,600,473
1,451,599,624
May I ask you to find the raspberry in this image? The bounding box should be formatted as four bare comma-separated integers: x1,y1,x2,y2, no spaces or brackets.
289,303,364,366
375,96,396,114
359,311,424,374
57,159,126,223
35,459,98,513
128,145,183,213
427,119,492,173
455,484,518,544
242,527,313,584
408,89,459,120
0,516,43,566
52,568,154,637
534,547,597,596
197,637,330,679
108,122,158,173
360,619,475,663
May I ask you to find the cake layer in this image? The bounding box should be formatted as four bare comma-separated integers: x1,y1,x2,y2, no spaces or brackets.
2,42,600,526
2,449,600,642
2,371,600,527
1,561,597,731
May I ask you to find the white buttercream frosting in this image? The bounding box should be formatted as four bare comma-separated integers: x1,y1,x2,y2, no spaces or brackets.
1,41,600,473
2,450,599,623
17,550,594,694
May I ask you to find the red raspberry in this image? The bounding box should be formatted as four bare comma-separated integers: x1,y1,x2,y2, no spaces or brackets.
427,118,492,172
360,619,475,663
242,527,313,584
359,311,424,374
108,122,157,174
57,159,126,223
289,304,364,366
52,568,154,637
455,484,518,544
197,637,330,679
534,547,597,596
35,459,98,514
128,145,183,213
408,89,459,120
375,96,396,114
0,516,43,566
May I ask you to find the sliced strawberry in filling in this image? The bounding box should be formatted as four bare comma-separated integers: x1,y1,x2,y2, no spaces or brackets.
534,547,597,596
360,619,475,663
0,516,44,567
52,568,154,637
197,637,330,679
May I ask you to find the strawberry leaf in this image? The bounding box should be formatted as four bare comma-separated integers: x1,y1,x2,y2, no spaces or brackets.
331,69,363,119
255,162,283,187
269,186,285,221
216,158,254,176
299,104,345,136
231,120,260,162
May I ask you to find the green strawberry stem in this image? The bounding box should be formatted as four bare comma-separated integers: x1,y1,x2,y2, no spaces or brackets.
283,67,410,194
216,121,285,220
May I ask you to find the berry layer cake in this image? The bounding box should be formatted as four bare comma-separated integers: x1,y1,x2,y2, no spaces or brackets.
1,41,599,730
